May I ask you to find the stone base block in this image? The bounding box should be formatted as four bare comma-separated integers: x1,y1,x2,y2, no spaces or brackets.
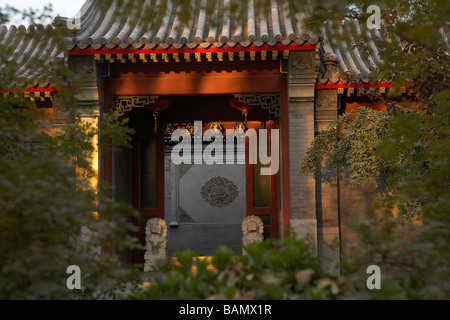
289,219,317,255
318,227,340,276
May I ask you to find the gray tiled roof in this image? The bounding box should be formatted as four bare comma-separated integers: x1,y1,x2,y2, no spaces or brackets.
66,0,320,50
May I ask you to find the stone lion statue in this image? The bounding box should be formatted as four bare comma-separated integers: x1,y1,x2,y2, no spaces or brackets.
144,217,167,272
242,215,264,254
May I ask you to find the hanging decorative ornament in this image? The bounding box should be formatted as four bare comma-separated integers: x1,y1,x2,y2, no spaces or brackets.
144,97,171,134
242,109,248,125
229,97,255,126
153,111,158,134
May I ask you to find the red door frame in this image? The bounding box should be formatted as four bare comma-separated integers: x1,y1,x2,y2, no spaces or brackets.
245,122,279,239
280,74,290,238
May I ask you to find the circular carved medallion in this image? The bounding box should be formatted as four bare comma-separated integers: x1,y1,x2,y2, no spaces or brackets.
200,176,239,208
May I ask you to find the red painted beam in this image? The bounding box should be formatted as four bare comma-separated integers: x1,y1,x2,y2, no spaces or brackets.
315,81,395,89
1,86,58,93
24,86,58,92
69,42,316,55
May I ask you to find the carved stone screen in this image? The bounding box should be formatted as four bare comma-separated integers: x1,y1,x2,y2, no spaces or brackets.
165,146,246,256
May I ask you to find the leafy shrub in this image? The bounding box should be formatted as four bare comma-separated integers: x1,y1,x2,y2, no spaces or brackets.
131,236,363,300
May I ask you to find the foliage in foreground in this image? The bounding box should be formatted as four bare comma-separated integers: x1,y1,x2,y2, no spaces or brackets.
131,219,448,300
299,104,449,299
346,210,449,300
131,234,432,301
0,5,141,299
131,237,351,300
298,102,449,298
0,97,141,299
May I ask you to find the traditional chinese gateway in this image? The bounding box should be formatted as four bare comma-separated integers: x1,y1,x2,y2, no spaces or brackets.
1,0,416,273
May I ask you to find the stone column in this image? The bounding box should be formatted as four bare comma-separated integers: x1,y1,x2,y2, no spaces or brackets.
54,55,102,254
68,55,101,192
315,89,340,275
68,55,102,118
287,50,319,253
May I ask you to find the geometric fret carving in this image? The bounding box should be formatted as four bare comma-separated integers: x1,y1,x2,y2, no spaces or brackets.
232,94,281,117
113,96,159,116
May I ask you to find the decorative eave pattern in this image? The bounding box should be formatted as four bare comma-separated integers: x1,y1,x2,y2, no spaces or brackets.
1,86,57,101
65,0,321,51
316,82,413,99
80,43,312,64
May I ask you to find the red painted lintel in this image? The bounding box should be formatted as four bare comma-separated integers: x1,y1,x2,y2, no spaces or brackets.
1,86,58,93
69,42,316,55
315,82,398,89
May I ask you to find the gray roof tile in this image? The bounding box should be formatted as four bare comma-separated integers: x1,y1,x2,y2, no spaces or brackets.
67,0,319,50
